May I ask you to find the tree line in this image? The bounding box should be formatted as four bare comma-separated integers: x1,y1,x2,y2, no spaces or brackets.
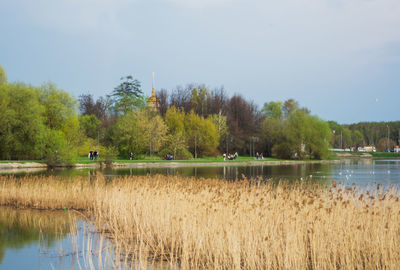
344,121,400,151
1,65,396,163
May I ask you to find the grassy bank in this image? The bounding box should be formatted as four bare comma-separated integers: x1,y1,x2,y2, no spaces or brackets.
1,175,399,269
370,152,400,158
0,160,44,164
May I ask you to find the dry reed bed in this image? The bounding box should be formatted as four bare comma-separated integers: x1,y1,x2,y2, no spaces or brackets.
1,175,400,269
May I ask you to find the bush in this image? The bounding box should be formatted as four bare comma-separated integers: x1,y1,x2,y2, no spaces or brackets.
40,129,77,166
99,146,118,165
272,142,293,159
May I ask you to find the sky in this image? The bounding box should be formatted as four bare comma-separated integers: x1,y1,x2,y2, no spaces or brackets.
0,0,399,124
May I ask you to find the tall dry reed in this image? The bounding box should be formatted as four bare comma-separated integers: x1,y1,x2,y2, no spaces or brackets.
1,175,399,269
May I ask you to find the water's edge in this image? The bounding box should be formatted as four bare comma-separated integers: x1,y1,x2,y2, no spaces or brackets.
0,159,340,171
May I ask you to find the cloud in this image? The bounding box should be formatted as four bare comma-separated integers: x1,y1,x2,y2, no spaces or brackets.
8,0,400,52
10,0,136,35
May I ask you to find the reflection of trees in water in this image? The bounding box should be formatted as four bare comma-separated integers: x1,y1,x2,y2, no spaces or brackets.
6,163,335,185
214,164,332,186
0,207,75,264
95,165,333,185
7,164,334,185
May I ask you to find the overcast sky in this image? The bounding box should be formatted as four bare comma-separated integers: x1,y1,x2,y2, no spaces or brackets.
1,0,399,124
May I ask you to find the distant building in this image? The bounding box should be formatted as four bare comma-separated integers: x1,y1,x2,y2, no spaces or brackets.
357,146,376,152
147,72,160,110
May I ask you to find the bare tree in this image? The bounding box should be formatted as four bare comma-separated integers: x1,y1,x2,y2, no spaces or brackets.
170,84,194,113
79,94,113,124
226,94,261,154
207,86,228,116
156,89,169,117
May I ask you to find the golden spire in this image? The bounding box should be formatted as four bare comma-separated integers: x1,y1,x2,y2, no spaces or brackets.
152,72,155,97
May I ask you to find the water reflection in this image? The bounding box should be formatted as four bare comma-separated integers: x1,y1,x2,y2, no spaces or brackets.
95,163,333,184
0,207,76,268
1,159,400,186
0,207,185,269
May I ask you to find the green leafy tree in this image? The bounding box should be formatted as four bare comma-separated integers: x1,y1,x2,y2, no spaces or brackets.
351,130,364,148
113,111,145,157
185,111,219,157
267,101,330,160
79,114,102,139
185,111,202,158
77,137,98,157
165,106,186,134
262,101,282,120
345,121,400,148
39,83,77,130
261,117,284,157
208,113,229,152
38,129,77,166
304,116,331,159
0,65,7,84
111,76,145,114
0,81,80,162
342,128,353,149
198,117,220,156
113,110,168,158
327,121,353,149
283,111,330,159
261,101,285,157
144,112,168,157
0,83,45,160
282,99,299,118
162,131,191,159
39,83,80,150
163,107,190,159
328,121,342,148
190,86,210,116
0,83,12,159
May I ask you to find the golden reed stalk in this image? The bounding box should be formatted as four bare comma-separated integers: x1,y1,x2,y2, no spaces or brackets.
1,175,399,269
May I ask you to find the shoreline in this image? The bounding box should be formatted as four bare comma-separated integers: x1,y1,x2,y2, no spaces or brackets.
0,159,341,171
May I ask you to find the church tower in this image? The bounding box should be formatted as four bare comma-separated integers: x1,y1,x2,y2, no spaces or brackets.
147,72,160,110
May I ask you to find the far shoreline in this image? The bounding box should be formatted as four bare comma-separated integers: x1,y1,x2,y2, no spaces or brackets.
0,159,342,171
2,151,399,171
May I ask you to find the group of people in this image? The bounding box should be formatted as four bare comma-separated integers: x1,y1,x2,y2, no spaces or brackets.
88,150,98,160
128,152,174,160
164,154,174,160
223,152,238,161
255,152,264,160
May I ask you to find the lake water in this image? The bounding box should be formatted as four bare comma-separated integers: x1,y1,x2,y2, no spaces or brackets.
1,159,400,269
0,206,177,270
0,207,92,270
3,159,400,186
